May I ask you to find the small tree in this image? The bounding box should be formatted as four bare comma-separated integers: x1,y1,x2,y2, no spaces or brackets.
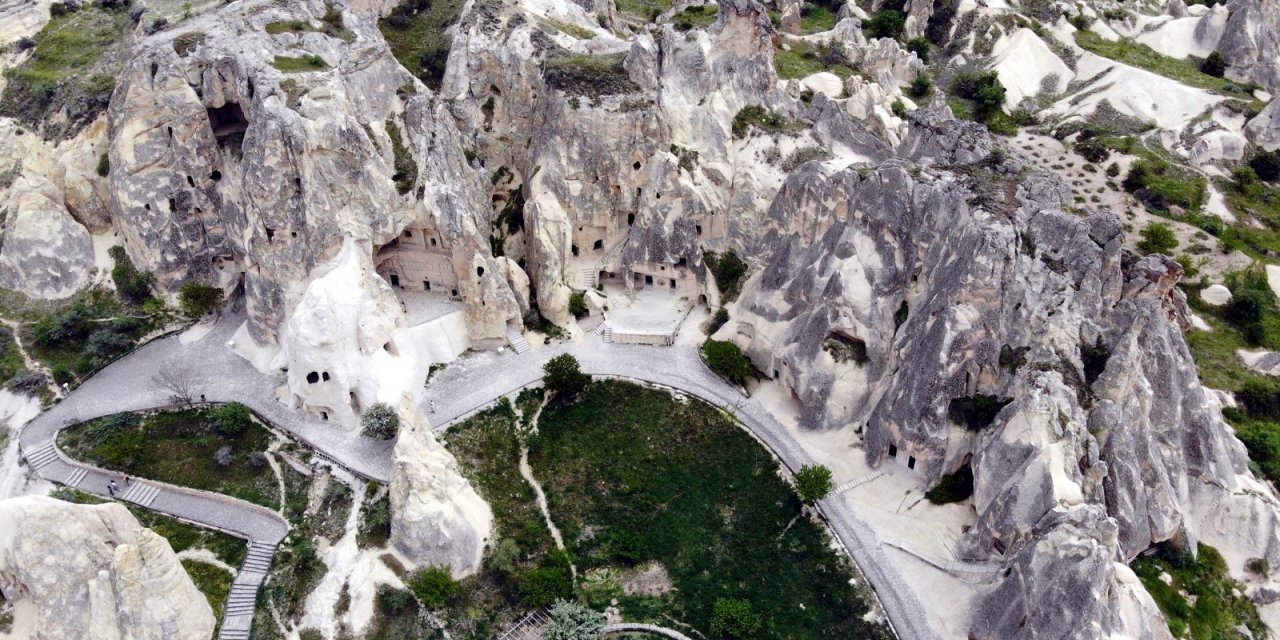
179,283,223,317
213,402,253,437
793,464,833,504
1200,50,1226,78
568,292,588,319
408,566,456,608
361,402,400,439
701,340,752,386
710,598,763,639
1137,222,1178,255
905,36,931,62
152,357,200,407
544,600,605,640
543,354,590,397
864,9,904,39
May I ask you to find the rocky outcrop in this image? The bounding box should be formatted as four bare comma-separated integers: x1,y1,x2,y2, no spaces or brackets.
1218,0,1280,95
1247,99,1280,152
390,419,493,576
0,496,214,640
0,172,94,298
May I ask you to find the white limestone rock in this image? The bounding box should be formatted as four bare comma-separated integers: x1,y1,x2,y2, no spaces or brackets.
1200,283,1232,306
389,418,493,577
0,496,214,640
0,172,93,298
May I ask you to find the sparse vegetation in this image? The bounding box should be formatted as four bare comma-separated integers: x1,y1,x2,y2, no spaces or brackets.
1123,157,1206,213
947,394,1012,431
182,559,233,631
1074,31,1260,105
775,41,856,80
731,105,805,138
378,0,465,91
703,249,748,299
1132,542,1265,640
272,54,329,72
542,53,639,98
672,4,717,30
925,464,973,504
384,117,419,196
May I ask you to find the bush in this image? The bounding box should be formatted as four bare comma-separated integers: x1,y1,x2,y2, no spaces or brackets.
953,70,1006,121
1238,379,1280,420
905,36,931,62
360,402,400,439
710,598,763,639
568,292,588,319
708,308,729,334
704,250,748,299
1137,222,1178,255
1248,558,1270,577
1200,50,1226,78
543,354,590,398
925,464,973,504
408,566,456,608
6,369,46,395
96,152,110,176
85,327,132,366
793,464,833,504
214,445,233,467
701,340,752,387
1233,165,1260,192
487,538,520,574
1250,152,1280,182
179,283,222,317
520,553,574,607
212,402,253,437
545,600,605,640
908,72,933,99
864,9,904,39
1123,158,1206,212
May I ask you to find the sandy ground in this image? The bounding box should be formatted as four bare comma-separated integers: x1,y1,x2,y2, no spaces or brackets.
0,389,46,500
601,283,694,334
749,379,984,635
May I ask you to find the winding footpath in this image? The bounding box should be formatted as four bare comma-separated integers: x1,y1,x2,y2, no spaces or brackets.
15,309,939,640
424,340,940,640
16,313,391,640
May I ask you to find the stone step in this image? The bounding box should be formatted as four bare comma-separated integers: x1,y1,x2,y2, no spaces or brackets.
122,482,161,507
24,442,58,470
506,327,530,355
218,629,250,640
66,467,88,487
582,267,596,289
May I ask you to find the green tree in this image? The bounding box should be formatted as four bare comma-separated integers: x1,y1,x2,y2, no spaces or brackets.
905,36,931,62
793,464,833,504
109,246,152,304
179,283,223,317
568,291,588,318
1200,50,1226,78
710,598,763,639
701,340,752,386
864,9,904,39
1137,222,1178,255
408,566,456,608
212,402,253,436
544,600,605,640
543,354,591,398
361,402,401,439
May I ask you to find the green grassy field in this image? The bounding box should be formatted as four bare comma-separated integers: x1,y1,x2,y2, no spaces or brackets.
1133,543,1265,640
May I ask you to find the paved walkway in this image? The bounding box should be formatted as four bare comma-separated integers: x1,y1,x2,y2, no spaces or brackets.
602,623,695,639
16,311,392,640
424,341,940,640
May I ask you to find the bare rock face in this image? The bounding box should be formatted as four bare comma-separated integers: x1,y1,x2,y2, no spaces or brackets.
0,172,94,298
105,0,521,349
390,419,493,576
728,103,1280,638
1247,98,1280,152
1218,0,1280,95
0,496,214,640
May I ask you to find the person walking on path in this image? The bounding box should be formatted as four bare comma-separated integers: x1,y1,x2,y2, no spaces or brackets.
107,480,118,497
124,475,131,486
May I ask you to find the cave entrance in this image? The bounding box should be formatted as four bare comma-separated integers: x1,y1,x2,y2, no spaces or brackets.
389,274,400,288
207,102,249,149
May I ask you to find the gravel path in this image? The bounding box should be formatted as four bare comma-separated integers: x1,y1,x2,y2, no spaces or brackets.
424,341,939,640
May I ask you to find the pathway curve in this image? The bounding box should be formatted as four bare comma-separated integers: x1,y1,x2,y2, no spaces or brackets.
16,311,391,639
423,340,940,640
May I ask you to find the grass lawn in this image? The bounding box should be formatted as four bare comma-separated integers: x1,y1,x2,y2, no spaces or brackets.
272,54,329,72
614,0,670,23
1074,31,1262,108
183,559,232,630
434,383,890,639
0,327,26,388
799,5,837,33
1132,543,1265,640
57,407,281,509
774,40,855,80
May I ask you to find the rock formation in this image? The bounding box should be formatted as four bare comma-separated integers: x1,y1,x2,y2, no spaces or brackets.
0,496,214,640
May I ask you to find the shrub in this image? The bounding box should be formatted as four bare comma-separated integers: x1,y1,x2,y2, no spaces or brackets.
545,600,605,640
543,354,590,398
248,451,268,468
212,402,253,436
704,250,748,299
864,9,904,39
925,465,973,504
85,328,132,366
568,292,588,318
890,99,908,118
908,72,933,99
1067,14,1092,31
953,70,1006,121
1123,158,1206,212
179,283,222,317
96,152,110,176
214,445,233,467
108,246,152,304
1233,165,1260,192
1074,133,1111,164
520,553,574,607
1238,379,1280,420
6,369,46,395
905,36,931,62
408,566,456,608
702,340,752,386
487,538,520,574
793,464,833,504
1200,50,1226,78
947,394,1011,431
1247,558,1270,577
1249,152,1280,182
708,307,729,334
1081,342,1111,385
361,402,400,439
52,365,74,386
710,598,763,639
1137,222,1178,255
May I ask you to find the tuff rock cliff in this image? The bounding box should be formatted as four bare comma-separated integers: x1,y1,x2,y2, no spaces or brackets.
0,496,214,640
